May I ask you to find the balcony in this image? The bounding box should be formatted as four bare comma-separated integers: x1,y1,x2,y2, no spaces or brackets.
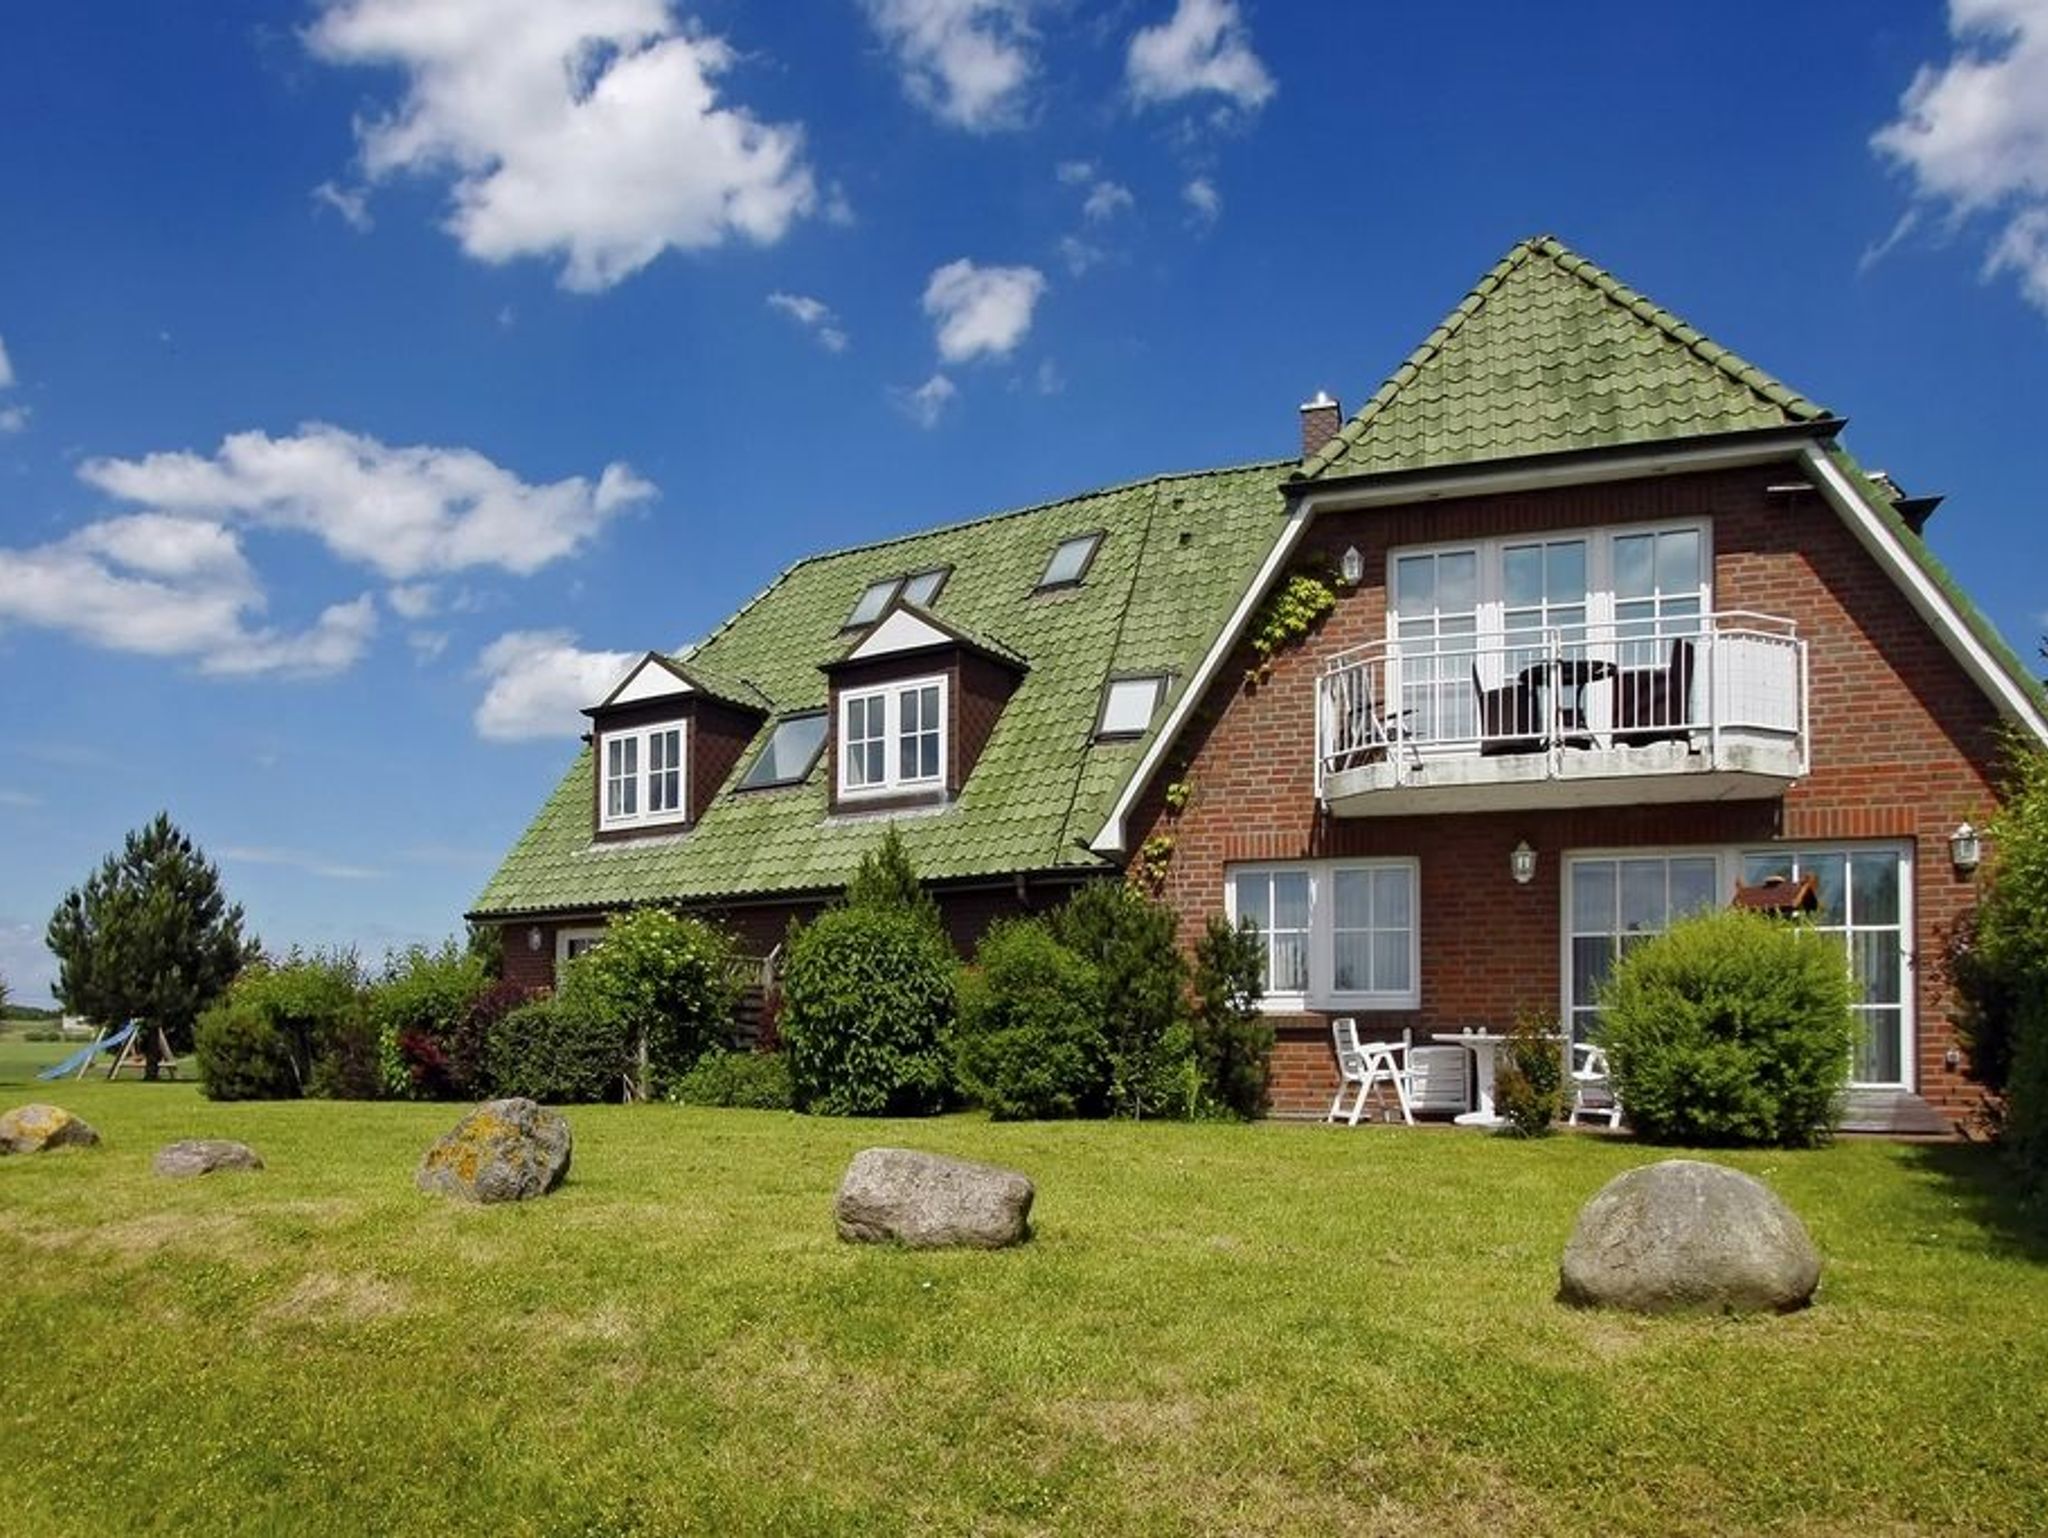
1315,614,1807,817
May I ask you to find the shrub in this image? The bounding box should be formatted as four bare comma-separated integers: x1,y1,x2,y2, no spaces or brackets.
1598,907,1854,1148
671,1049,794,1110
1190,914,1272,1119
369,943,491,1099
486,996,632,1104
844,825,945,934
555,909,738,1098
955,919,1108,1119
24,1027,63,1043
1493,1009,1565,1138
781,905,954,1116
308,1010,383,1100
1968,742,2048,1186
1050,883,1190,1119
195,951,367,1101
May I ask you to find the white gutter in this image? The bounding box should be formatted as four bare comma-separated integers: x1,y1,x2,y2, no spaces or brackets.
1089,429,1952,856
1798,441,2048,743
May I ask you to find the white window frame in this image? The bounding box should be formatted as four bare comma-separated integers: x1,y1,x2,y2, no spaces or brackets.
837,673,948,800
556,926,606,967
1096,675,1167,739
1558,840,1915,1090
1224,858,1421,1012
596,721,689,832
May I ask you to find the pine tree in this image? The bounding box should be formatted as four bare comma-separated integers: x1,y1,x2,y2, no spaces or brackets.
46,813,253,1079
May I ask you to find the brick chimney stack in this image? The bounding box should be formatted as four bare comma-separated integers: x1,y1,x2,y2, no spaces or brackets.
1299,390,1341,461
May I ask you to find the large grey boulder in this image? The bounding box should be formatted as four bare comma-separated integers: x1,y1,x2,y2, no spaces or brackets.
0,1103,100,1155
1559,1158,1821,1314
415,1098,572,1204
154,1139,264,1178
835,1147,1034,1249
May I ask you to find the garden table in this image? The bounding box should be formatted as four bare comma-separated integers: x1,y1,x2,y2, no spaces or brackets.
1430,1029,1560,1128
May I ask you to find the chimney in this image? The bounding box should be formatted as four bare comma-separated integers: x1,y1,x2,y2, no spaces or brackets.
1299,389,1341,460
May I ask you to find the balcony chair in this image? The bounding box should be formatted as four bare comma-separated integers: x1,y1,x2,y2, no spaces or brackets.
1323,672,1415,773
1471,661,1544,755
1567,1042,1623,1129
1612,637,1696,747
1328,1018,1415,1127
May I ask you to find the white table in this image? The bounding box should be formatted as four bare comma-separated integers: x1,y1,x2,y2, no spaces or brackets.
1432,1030,1512,1127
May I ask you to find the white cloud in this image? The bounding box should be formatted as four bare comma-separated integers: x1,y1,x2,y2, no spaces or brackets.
1127,0,1275,111
861,0,1037,131
220,845,385,880
408,629,451,663
922,259,1046,363
0,334,13,388
1056,159,1095,186
80,424,654,582
387,582,437,620
893,372,958,428
1057,234,1106,275
1874,0,2048,315
0,514,378,678
0,407,26,434
767,291,849,351
473,629,636,741
312,179,374,232
1183,175,1222,224
1082,180,1134,222
307,0,818,291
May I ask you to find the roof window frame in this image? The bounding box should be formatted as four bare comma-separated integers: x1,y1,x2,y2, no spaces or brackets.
735,710,830,792
1035,530,1105,592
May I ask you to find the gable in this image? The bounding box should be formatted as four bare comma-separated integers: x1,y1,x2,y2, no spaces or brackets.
844,606,953,662
606,654,692,707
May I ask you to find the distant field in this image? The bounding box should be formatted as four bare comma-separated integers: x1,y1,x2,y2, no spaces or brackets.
3,1082,2046,1535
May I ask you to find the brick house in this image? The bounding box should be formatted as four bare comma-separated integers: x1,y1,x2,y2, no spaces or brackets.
473,235,2047,1132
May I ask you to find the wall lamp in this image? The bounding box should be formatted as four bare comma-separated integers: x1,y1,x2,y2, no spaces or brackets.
1949,822,1982,875
1511,840,1538,886
527,925,545,953
1339,545,1365,587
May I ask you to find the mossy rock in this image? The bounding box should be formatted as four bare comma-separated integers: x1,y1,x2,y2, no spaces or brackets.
0,1103,101,1155
416,1098,572,1204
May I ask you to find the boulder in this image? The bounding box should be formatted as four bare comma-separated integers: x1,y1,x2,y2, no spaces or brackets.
835,1147,1034,1249
1559,1158,1821,1314
153,1139,264,1178
0,1103,100,1155
416,1098,572,1204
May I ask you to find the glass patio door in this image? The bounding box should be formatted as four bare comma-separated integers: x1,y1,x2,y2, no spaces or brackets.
1565,854,1720,1044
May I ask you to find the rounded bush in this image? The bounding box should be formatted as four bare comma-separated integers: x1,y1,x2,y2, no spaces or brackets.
195,953,367,1100
780,905,954,1116
485,997,632,1104
195,1002,299,1101
369,943,491,1099
555,909,739,1097
955,919,1108,1120
671,1049,794,1110
1599,908,1854,1148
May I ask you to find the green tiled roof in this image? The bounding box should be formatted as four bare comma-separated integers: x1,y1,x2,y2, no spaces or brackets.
473,462,1290,917
1296,234,1830,482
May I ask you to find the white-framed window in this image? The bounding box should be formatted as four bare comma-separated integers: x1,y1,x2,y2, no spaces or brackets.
556,926,606,966
1561,842,1914,1088
1097,675,1166,738
1225,859,1421,1011
839,674,947,799
597,722,688,831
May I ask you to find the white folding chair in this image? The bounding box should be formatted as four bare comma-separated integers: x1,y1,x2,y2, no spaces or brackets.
1328,1018,1415,1127
1567,1042,1623,1128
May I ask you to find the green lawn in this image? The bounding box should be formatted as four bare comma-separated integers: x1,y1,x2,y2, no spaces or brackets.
2,1081,2044,1536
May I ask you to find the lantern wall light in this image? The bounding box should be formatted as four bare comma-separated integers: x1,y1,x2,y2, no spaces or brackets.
1511,840,1538,886
1950,822,1982,874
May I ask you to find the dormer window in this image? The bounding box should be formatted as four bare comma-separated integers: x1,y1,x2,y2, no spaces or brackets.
1037,532,1102,590
845,578,902,629
901,566,950,608
599,722,687,831
840,675,947,798
1096,675,1166,739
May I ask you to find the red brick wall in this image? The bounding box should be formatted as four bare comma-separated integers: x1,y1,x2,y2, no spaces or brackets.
1130,463,2008,1122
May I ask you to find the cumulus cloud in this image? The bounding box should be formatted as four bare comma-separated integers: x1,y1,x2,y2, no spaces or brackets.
386,582,437,620
1183,175,1222,224
861,0,1037,131
0,513,377,677
893,372,958,428
307,0,817,291
79,424,654,582
922,259,1046,363
767,291,849,351
473,629,637,741
1082,179,1134,222
1127,0,1275,111
1874,0,2048,314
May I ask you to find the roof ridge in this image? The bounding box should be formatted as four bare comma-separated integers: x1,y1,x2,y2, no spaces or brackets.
1294,233,1827,482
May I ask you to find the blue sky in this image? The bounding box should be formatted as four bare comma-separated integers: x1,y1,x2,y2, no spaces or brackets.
3,0,2046,1005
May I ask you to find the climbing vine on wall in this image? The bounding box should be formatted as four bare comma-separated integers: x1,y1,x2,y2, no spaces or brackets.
1245,570,1337,684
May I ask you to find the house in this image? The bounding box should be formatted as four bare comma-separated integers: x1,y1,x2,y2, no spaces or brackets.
473,235,2048,1133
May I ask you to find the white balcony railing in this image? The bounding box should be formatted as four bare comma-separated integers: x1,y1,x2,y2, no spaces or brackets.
1316,613,1806,802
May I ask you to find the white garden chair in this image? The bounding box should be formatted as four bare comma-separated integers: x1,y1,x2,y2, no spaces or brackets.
1328,1018,1416,1127
1567,1041,1623,1128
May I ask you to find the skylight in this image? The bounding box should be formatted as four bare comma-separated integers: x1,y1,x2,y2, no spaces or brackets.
738,713,829,789
1098,675,1166,737
901,567,949,608
844,578,902,629
1037,532,1102,590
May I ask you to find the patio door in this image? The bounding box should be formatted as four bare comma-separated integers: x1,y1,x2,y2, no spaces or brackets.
1564,854,1719,1044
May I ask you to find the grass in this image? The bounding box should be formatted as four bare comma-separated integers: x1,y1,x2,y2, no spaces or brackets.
3,1075,2046,1536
